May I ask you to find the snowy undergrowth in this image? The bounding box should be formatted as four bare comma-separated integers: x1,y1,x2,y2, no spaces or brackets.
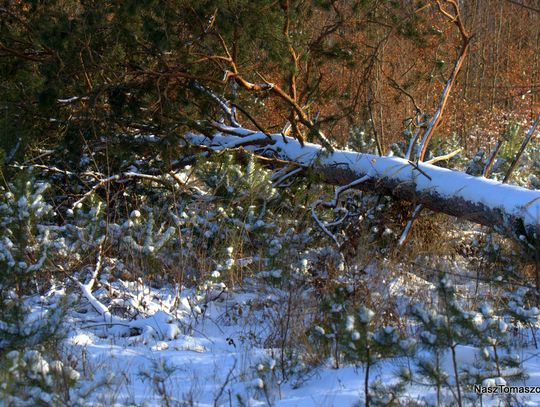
2,151,540,406
13,268,540,406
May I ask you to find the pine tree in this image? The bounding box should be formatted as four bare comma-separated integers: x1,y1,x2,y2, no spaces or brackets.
410,274,474,406
411,274,526,406
312,291,414,406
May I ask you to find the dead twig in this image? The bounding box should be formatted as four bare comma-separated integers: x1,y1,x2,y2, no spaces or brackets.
311,174,371,247
408,160,432,181
398,203,424,246
425,148,462,165
503,114,540,183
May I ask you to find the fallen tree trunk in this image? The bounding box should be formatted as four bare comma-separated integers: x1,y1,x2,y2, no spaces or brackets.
186,128,540,251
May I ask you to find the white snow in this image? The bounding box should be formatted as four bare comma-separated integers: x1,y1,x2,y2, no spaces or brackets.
6,273,539,406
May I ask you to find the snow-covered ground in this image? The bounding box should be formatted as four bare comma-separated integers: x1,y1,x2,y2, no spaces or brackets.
32,279,540,406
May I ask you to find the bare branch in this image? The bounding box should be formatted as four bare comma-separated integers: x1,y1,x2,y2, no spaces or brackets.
483,140,504,178
231,103,272,138
425,148,462,165
418,0,471,161
405,114,428,160
192,82,241,127
398,203,424,247
503,114,540,183
74,243,114,323
311,175,371,247
271,166,304,187
504,0,540,13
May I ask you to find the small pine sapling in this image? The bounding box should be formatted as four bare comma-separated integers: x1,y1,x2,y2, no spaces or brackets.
411,274,480,407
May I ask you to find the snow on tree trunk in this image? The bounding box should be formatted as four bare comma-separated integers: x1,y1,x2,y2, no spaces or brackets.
186,129,540,249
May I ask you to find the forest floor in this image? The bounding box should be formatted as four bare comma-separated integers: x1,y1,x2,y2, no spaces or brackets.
34,274,540,406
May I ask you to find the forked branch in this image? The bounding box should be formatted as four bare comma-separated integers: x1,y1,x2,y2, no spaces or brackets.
311,174,371,247
418,0,471,161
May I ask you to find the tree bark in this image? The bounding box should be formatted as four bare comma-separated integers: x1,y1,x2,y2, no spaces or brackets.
186,129,540,250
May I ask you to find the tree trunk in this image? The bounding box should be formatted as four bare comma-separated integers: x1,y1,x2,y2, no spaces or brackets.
186,129,540,250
